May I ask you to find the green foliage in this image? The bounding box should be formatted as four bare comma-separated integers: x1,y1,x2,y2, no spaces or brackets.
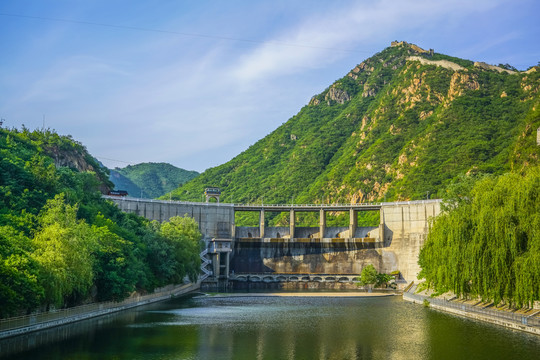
158,216,202,283
357,211,380,227
90,217,142,301
112,163,199,199
0,128,202,316
429,53,474,68
31,195,95,307
375,273,393,288
142,224,177,288
18,128,113,190
419,166,540,307
0,226,43,317
356,266,394,288
359,264,378,286
169,43,539,205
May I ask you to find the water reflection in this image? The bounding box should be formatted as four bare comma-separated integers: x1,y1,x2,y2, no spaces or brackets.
0,309,139,357
2,295,540,360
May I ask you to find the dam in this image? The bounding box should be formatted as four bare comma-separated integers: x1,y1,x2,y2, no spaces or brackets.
104,196,441,285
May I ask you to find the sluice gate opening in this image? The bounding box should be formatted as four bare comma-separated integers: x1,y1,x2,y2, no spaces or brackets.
231,205,383,280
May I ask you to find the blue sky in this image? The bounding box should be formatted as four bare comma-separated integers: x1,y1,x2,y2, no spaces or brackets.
1,0,539,172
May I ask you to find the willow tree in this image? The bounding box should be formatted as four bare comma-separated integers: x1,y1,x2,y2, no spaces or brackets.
31,195,95,307
419,166,540,307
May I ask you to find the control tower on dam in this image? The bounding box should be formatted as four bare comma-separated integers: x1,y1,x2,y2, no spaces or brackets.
105,196,441,284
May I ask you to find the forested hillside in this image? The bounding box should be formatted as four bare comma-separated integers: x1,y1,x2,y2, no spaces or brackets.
0,128,201,317
111,163,198,199
169,42,540,204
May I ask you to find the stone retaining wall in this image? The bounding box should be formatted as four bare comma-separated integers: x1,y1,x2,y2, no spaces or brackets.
403,290,540,336
0,283,199,340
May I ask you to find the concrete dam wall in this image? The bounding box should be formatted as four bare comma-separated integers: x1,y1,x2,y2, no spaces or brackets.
105,197,441,282
106,198,235,239
232,240,383,274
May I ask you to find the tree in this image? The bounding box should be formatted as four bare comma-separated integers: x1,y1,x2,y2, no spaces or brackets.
0,128,205,315
359,264,378,286
375,273,393,288
498,63,517,71
158,216,202,283
142,223,177,288
31,195,94,308
0,226,43,317
419,165,540,307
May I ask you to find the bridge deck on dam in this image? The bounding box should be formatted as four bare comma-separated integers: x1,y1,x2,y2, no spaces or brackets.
102,196,382,212
234,203,381,212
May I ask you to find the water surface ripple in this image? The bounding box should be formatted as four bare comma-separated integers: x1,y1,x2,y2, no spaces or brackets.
3,294,540,359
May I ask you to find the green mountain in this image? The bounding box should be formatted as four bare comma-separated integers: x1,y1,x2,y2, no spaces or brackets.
170,41,540,204
111,163,198,199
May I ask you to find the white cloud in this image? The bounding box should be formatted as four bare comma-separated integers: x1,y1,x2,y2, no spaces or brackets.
229,0,504,83
1,0,531,172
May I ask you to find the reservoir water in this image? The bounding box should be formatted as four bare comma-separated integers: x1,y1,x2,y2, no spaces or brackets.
2,293,540,359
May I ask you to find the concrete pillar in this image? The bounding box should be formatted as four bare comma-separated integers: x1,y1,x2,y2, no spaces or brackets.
224,252,230,278
290,209,295,239
145,202,150,220
319,209,326,239
154,203,160,222
231,209,236,239
349,209,357,239
260,209,265,238
213,254,220,279
379,207,386,244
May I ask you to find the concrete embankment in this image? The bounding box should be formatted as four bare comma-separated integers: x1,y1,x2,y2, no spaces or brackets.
403,286,540,336
0,282,199,340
